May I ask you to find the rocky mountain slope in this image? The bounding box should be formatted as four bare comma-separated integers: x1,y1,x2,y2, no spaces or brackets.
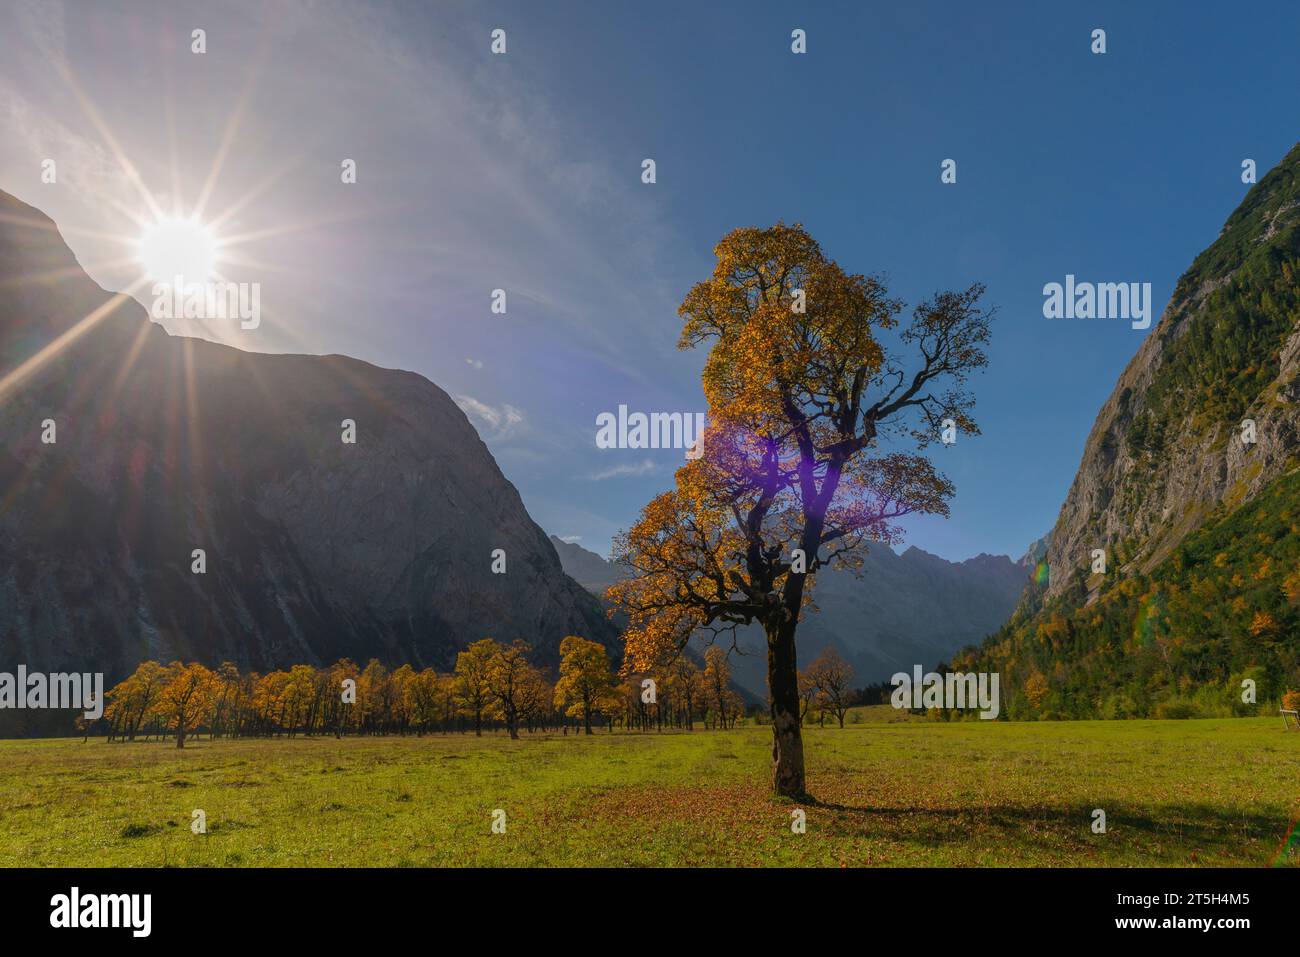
956,144,1300,718
550,536,1025,695
1042,143,1300,601
1019,534,1050,570
0,190,614,682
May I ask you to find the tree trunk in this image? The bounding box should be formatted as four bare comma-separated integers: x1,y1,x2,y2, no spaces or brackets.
767,617,806,798
176,721,186,749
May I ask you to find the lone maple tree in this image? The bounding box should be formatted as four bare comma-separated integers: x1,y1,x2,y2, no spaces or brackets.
609,223,991,797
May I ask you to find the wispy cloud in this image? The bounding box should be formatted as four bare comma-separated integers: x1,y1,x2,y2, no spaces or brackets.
454,394,524,440
0,3,140,230
585,458,660,482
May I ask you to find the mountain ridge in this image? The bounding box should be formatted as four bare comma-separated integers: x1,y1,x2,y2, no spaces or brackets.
550,535,1025,695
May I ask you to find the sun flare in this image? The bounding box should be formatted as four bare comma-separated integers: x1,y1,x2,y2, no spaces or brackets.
135,215,221,284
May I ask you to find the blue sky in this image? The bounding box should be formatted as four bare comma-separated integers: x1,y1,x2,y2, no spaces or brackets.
3,0,1297,561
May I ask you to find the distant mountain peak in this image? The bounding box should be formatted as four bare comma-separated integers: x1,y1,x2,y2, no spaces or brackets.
548,534,629,592
1018,534,1051,569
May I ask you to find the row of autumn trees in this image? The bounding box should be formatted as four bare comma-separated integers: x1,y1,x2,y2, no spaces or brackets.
100,637,859,748
102,637,748,748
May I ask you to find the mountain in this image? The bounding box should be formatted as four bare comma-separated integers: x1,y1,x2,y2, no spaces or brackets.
550,536,1025,696
547,536,629,593
1042,143,1300,601
956,144,1300,718
1018,534,1050,570
0,190,615,686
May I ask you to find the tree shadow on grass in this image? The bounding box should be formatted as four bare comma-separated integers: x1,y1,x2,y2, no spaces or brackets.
797,796,1292,861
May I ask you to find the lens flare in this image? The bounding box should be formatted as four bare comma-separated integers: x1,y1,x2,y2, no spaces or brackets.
1131,594,1163,646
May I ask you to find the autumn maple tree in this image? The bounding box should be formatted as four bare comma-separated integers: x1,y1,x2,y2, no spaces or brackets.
805,647,855,728
484,639,538,740
702,645,733,729
454,639,497,736
104,659,169,742
609,223,991,797
554,635,617,734
154,662,218,749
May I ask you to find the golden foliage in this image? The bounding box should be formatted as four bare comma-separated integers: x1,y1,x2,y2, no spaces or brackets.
1249,610,1280,638
610,223,991,674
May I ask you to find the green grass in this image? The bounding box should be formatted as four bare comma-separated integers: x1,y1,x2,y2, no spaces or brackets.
2,717,1298,866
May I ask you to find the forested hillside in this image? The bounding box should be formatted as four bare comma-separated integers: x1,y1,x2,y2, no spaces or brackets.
957,468,1300,718
958,145,1300,719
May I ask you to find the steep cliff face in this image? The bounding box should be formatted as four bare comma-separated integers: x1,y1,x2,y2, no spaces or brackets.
1044,143,1300,600
953,146,1300,720
0,190,614,680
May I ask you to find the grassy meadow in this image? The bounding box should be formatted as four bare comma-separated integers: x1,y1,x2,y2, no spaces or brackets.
2,709,1297,867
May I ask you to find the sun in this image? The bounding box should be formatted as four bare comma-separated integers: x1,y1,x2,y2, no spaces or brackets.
135,215,221,283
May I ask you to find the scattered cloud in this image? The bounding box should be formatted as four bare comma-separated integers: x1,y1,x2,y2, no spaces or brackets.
558,535,582,544
585,458,660,481
464,358,483,370
454,394,524,440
